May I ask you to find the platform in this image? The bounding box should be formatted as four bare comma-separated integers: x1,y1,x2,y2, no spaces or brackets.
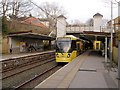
1,50,55,61
35,50,119,89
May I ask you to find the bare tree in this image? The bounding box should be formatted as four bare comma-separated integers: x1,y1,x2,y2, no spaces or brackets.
35,2,66,34
0,0,33,35
39,2,66,19
0,0,33,18
70,19,84,25
0,0,11,18
9,0,33,19
102,0,120,4
86,18,93,26
0,0,11,35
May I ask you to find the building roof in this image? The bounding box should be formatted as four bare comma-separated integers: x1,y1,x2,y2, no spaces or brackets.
114,16,120,24
107,16,120,26
93,13,103,17
8,32,55,40
83,31,111,36
67,24,85,27
21,17,48,29
9,30,32,35
57,15,67,19
17,16,28,21
39,18,49,22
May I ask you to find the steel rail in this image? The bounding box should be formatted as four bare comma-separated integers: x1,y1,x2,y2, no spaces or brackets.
2,59,55,79
14,65,59,89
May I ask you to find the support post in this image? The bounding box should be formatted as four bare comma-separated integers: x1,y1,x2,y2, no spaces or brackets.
49,40,51,50
118,41,120,79
118,1,120,80
95,36,97,41
110,0,113,67
105,36,107,63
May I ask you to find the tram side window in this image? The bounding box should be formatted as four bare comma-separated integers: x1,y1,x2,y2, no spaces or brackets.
77,43,80,50
71,41,77,50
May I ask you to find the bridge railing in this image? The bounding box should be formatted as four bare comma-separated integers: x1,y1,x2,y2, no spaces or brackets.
66,26,110,33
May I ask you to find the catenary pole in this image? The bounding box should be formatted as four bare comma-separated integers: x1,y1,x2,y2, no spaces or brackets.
110,0,113,67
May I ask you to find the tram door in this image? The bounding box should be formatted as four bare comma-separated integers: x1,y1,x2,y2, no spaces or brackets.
76,42,81,55
94,41,101,50
77,43,80,50
96,43,99,50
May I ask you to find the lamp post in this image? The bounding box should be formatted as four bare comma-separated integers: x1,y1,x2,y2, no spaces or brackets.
110,0,113,67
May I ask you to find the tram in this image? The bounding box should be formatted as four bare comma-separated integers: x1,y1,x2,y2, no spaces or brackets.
55,35,84,63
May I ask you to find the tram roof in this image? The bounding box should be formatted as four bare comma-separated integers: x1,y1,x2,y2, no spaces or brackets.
58,35,83,41
64,35,79,40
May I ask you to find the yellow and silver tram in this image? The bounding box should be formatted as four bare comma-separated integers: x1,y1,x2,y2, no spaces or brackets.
55,35,84,63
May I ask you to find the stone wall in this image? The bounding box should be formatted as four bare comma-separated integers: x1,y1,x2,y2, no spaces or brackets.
1,51,55,71
113,47,118,64
2,37,9,54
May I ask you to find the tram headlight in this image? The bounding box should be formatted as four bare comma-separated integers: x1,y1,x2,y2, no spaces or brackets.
67,53,71,58
56,53,59,58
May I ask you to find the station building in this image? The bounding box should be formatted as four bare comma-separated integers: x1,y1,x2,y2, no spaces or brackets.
2,16,55,54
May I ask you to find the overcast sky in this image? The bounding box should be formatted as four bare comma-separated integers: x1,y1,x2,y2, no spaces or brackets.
33,0,119,23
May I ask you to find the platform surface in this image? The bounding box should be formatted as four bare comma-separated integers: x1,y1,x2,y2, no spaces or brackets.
1,50,55,61
35,51,119,89
69,52,118,88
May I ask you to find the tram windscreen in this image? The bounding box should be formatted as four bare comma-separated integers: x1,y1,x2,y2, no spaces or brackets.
56,38,71,53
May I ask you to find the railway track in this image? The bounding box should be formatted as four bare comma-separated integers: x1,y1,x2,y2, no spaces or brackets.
2,58,59,88
15,65,62,89
2,51,64,89
2,51,55,73
2,51,55,80
2,58,55,79
2,58,51,73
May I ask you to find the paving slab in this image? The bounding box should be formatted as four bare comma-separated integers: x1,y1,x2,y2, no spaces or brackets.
69,71,108,88
69,52,118,88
